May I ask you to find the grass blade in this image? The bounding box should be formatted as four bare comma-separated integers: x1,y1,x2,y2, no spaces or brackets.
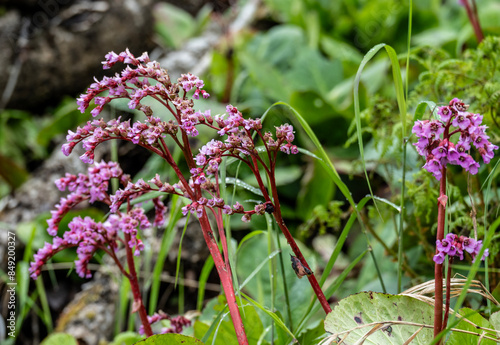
197,256,214,311
241,292,296,341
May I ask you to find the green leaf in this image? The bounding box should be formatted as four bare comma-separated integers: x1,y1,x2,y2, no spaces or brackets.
224,177,263,197
352,43,407,216
37,97,83,148
0,152,29,189
40,333,78,345
135,333,204,344
153,3,195,49
289,91,339,127
197,256,214,311
241,292,296,341
321,36,363,64
286,49,343,97
296,157,335,220
413,101,437,122
324,292,433,344
238,52,292,102
110,331,143,345
194,302,264,345
490,310,500,331
247,25,306,69
447,308,497,345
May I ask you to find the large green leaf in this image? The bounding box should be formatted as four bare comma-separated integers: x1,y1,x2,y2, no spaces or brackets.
40,333,78,345
285,49,343,97
236,234,315,330
490,310,500,331
296,157,335,221
135,334,204,344
194,302,264,345
246,25,306,69
447,308,497,345
0,152,29,189
153,3,196,49
109,331,143,345
238,52,292,102
289,91,342,128
324,292,433,344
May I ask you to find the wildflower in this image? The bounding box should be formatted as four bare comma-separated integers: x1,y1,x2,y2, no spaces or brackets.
138,311,191,335
433,233,487,264
413,99,498,180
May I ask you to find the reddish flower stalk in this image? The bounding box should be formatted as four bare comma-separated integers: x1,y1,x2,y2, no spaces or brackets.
272,209,332,314
460,0,484,43
434,165,446,340
413,98,496,342
198,212,248,344
249,151,332,314
125,232,153,337
31,49,334,343
443,257,454,331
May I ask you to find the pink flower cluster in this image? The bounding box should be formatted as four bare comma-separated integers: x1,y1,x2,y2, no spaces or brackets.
70,49,298,176
195,113,297,170
39,49,301,281
29,161,163,280
63,116,178,164
413,98,498,180
48,161,128,235
181,198,274,223
433,233,488,264
29,208,149,279
138,311,191,335
77,48,209,132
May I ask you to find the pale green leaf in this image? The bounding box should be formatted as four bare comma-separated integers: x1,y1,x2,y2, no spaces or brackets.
324,292,433,344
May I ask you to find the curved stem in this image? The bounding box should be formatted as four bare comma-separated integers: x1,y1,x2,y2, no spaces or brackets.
159,137,195,200
272,209,332,314
264,160,331,314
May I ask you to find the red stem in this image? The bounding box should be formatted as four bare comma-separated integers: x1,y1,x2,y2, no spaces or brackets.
124,232,153,337
198,211,248,345
273,210,332,314
443,257,453,331
462,0,484,43
434,165,447,342
159,137,195,200
261,156,331,314
159,124,248,343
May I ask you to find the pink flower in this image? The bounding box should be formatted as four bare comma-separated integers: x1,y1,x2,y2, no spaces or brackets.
413,99,497,181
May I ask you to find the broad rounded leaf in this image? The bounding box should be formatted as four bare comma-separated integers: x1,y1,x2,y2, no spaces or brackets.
41,333,78,345
136,334,204,344
324,292,433,344
490,310,500,331
447,308,497,345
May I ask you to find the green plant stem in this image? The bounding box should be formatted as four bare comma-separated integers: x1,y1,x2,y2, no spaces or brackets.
434,165,447,342
198,211,249,345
